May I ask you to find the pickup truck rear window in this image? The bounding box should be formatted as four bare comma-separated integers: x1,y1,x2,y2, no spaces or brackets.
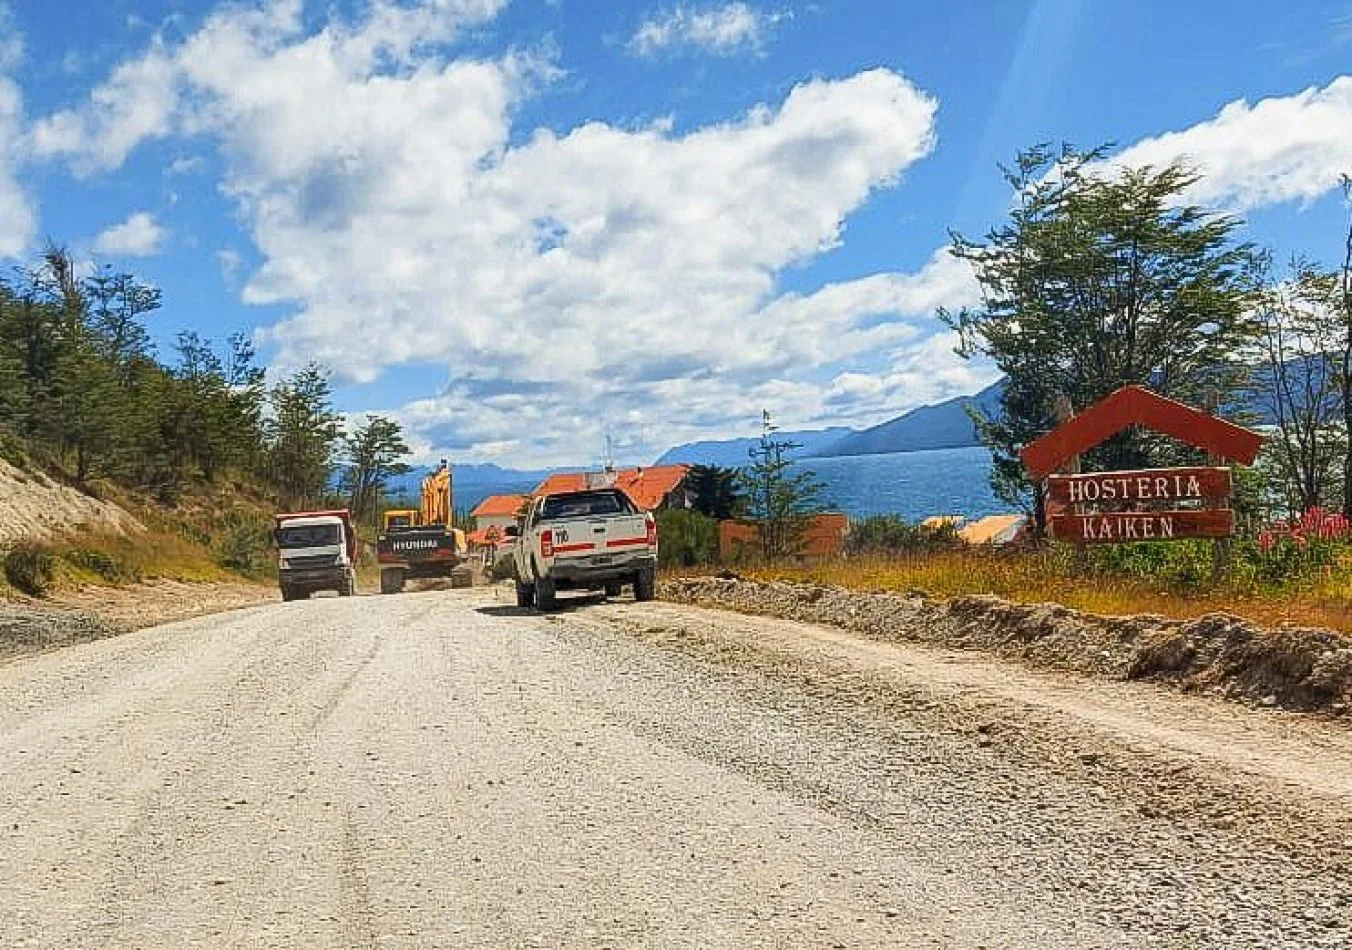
539,491,634,521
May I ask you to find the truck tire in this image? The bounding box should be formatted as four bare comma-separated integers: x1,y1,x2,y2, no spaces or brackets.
534,575,557,612
380,568,404,595
634,566,656,602
340,573,355,597
515,580,535,608
604,582,622,599
281,586,295,603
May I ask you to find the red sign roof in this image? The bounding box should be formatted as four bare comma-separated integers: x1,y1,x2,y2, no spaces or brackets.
471,494,528,518
532,465,690,511
1020,386,1263,481
466,526,504,547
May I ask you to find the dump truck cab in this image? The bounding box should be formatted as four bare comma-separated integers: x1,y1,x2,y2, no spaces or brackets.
275,509,358,601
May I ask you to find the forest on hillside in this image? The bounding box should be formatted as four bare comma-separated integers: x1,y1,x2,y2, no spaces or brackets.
0,247,406,533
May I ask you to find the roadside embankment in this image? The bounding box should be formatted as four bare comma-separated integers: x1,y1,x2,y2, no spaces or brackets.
661,575,1352,717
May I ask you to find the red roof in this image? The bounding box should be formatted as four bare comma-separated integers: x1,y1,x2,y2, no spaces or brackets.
471,494,528,518
532,465,689,511
1020,385,1264,480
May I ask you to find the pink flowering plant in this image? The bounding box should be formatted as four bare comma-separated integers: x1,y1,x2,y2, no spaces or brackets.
1251,507,1352,588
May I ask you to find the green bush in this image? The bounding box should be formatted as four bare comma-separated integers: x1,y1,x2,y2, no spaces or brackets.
845,515,960,556
490,551,517,582
656,509,719,568
214,512,274,577
5,543,55,596
1078,534,1349,594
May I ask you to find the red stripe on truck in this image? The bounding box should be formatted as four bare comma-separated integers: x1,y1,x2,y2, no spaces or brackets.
553,543,595,554
606,538,649,548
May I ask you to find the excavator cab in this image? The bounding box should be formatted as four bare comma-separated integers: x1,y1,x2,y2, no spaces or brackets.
383,509,420,532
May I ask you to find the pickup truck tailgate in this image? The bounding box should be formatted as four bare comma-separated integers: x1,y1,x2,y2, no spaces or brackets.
546,513,651,562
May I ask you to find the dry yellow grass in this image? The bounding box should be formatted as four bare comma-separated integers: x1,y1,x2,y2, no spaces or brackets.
737,550,1352,634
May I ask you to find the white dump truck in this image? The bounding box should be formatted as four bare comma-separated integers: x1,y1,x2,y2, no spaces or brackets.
508,488,657,610
274,509,358,601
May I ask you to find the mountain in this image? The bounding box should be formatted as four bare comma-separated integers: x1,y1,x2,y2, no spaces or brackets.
654,428,856,467
814,380,1006,458
388,463,552,507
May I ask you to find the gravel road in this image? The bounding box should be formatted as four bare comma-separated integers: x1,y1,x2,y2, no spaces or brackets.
2,586,1349,948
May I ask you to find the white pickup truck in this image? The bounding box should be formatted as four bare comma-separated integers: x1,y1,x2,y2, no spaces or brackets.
508,488,657,610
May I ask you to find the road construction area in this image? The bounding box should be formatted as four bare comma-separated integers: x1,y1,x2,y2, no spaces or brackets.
2,587,1349,948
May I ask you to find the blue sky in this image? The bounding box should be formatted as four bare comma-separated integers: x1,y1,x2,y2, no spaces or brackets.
1,0,1350,467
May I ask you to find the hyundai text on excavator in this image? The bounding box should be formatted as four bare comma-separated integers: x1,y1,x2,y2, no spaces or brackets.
375,460,468,594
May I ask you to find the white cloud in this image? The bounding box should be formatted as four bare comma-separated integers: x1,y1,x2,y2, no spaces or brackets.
217,247,243,284
167,155,205,175
0,2,32,258
55,9,1352,467
0,1,22,73
31,41,179,175
1111,76,1352,210
630,3,786,57
92,212,166,257
21,0,976,464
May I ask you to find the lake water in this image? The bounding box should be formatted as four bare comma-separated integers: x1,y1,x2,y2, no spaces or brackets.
796,446,1004,521
455,446,1005,523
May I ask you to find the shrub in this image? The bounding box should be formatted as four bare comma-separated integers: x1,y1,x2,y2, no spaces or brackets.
5,543,55,596
490,551,517,582
656,509,719,568
214,512,274,576
845,515,960,556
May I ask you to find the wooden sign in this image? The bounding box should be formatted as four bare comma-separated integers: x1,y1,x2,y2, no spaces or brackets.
1049,509,1234,543
1047,467,1231,505
1021,386,1263,548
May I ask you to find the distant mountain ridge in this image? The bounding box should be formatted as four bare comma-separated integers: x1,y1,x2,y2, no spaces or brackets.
814,380,1005,458
654,428,854,467
653,382,1007,467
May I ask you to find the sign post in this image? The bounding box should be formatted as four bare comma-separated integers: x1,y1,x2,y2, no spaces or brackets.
1020,386,1263,553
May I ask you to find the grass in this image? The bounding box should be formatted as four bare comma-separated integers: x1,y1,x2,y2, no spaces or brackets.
49,529,237,589
726,547,1352,634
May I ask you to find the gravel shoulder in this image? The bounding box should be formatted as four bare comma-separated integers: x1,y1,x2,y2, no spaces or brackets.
0,580,276,662
1,586,1348,948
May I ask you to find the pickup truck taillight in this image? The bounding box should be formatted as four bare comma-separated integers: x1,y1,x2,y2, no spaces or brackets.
540,529,554,559
645,515,657,546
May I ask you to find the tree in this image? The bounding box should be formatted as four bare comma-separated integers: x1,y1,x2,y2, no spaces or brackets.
684,464,744,520
267,363,342,508
341,415,412,527
943,145,1263,531
738,411,826,560
1254,262,1345,513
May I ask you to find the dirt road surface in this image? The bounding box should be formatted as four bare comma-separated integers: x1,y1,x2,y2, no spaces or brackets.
2,587,1349,948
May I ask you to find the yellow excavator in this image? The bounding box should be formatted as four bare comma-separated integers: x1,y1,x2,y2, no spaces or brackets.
375,461,467,594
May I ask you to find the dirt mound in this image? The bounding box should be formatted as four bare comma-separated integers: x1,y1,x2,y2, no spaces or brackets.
0,459,143,544
661,576,1352,717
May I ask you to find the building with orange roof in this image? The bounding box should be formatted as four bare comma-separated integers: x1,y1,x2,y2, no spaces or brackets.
532,465,691,512
957,514,1030,546
719,513,850,563
470,494,528,538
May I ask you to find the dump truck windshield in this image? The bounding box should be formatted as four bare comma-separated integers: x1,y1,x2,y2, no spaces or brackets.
277,524,340,548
